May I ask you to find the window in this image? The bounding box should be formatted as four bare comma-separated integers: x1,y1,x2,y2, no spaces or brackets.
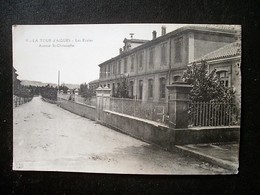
173,75,181,82
131,55,135,72
138,51,144,70
118,60,121,74
217,70,229,87
139,80,143,99
107,84,110,88
175,37,183,63
113,62,117,75
104,66,107,78
148,79,154,98
107,64,110,77
160,77,166,98
161,43,167,65
129,81,134,98
112,83,115,96
100,66,105,79
149,47,154,68
124,58,127,73
116,83,120,96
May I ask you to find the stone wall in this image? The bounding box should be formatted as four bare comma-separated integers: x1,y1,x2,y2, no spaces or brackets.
102,110,175,150
57,98,96,121
56,85,239,149
42,98,57,104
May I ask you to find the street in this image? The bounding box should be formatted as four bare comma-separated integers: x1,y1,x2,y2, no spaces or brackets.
13,97,228,174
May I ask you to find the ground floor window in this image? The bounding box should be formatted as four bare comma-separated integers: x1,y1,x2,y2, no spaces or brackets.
160,77,166,99
217,70,229,87
112,83,115,96
148,79,153,98
129,81,134,98
139,80,143,99
173,75,181,82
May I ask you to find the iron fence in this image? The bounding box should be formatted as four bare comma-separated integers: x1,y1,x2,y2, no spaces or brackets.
109,97,168,124
189,101,240,127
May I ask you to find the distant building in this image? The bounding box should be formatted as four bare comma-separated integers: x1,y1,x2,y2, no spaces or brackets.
95,26,238,102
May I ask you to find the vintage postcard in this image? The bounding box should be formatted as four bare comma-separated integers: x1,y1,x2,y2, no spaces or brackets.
13,24,241,174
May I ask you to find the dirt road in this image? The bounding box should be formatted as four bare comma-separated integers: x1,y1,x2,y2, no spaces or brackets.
13,97,228,174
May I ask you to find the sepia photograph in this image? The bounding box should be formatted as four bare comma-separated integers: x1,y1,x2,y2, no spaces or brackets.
13,24,241,175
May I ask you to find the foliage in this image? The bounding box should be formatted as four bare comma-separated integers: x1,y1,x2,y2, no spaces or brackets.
113,75,129,98
26,85,42,96
13,85,33,98
182,60,235,103
59,84,69,93
79,83,95,98
41,84,57,101
183,60,239,127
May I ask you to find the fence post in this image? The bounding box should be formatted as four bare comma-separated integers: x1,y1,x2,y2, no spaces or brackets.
166,82,192,129
95,86,111,122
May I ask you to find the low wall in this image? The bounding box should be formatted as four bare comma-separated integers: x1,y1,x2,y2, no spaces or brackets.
56,98,240,148
57,98,96,121
102,110,175,150
173,126,240,145
42,98,57,104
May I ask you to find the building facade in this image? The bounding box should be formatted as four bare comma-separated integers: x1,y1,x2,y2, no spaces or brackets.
94,26,238,102
193,41,241,109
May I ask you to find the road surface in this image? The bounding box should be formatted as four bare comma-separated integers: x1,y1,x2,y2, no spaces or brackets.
13,96,228,174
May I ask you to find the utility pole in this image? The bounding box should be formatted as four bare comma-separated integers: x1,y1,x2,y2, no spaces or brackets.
58,70,60,91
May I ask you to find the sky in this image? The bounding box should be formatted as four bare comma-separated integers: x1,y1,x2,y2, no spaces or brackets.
13,24,191,85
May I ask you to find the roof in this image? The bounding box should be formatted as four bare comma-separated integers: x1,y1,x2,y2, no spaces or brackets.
123,38,149,44
98,25,238,67
194,41,241,62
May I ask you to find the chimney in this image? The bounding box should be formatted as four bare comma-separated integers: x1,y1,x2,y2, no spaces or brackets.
130,33,134,39
161,26,166,36
152,30,157,39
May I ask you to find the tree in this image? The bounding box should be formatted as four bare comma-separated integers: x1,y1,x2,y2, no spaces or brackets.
114,74,129,98
59,84,69,93
79,83,95,98
182,60,234,103
41,84,57,100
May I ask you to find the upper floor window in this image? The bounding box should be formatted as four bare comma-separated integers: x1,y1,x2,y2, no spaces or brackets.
138,51,144,71
107,64,111,77
124,58,127,73
100,66,106,79
118,60,121,74
148,79,154,98
131,55,135,72
161,43,167,65
159,77,166,99
175,37,183,63
113,62,117,75
149,47,154,68
104,66,107,78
